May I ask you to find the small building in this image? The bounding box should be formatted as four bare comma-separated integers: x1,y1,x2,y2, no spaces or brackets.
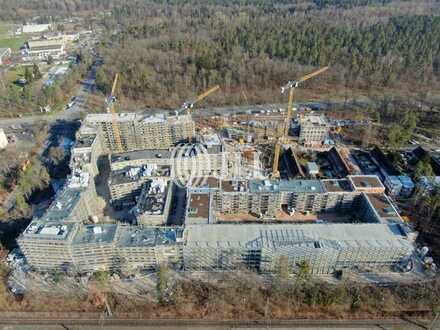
306,162,320,176
0,129,8,149
0,48,12,66
22,24,51,34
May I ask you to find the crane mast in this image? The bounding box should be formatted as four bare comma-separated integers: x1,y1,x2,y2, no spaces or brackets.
106,73,123,153
272,66,329,177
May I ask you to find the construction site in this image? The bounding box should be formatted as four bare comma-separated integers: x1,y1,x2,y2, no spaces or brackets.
14,68,433,278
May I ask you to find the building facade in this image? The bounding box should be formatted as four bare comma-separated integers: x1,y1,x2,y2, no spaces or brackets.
299,114,329,147
86,113,195,153
24,38,65,60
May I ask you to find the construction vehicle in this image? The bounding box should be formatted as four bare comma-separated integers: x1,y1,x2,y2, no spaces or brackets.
106,73,123,153
272,66,329,177
177,85,220,115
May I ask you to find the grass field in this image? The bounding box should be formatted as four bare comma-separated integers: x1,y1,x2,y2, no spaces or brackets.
0,22,25,50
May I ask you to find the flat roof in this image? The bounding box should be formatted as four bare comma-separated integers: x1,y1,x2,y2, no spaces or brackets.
321,179,354,193
136,179,169,215
118,226,182,247
249,179,324,194
188,193,210,219
111,149,172,163
189,177,220,189
40,188,83,222
111,143,221,164
221,180,248,192
29,45,63,51
73,224,118,245
22,221,77,241
365,193,400,219
74,134,96,149
184,223,413,250
300,114,327,126
349,175,384,190
85,112,191,124
109,166,171,185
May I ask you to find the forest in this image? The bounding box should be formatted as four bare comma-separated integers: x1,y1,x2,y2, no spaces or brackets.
1,0,439,108
91,0,440,109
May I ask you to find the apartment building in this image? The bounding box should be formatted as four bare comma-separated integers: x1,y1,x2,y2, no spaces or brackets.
86,113,195,153
186,176,376,220
19,222,184,273
183,223,414,274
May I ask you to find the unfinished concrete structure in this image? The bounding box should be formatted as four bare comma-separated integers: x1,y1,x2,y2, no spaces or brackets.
86,113,195,153
17,113,417,277
298,114,329,147
131,179,173,226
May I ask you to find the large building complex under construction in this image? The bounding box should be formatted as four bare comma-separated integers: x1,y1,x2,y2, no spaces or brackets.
86,113,195,152
17,111,418,275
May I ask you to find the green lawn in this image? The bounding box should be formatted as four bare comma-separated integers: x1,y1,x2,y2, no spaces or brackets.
0,36,26,50
0,22,25,50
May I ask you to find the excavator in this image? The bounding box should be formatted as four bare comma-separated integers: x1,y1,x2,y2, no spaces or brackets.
272,66,329,177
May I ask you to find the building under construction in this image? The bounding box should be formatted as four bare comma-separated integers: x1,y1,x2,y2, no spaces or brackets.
17,111,419,276
86,113,195,153
185,175,386,221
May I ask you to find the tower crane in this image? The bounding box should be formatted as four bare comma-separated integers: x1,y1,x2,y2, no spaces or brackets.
106,73,123,153
177,85,220,115
176,85,220,142
272,66,329,177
